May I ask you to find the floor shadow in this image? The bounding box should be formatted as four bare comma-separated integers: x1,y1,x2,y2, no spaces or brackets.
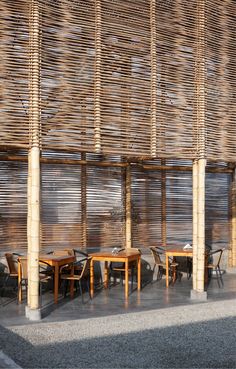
1,315,236,368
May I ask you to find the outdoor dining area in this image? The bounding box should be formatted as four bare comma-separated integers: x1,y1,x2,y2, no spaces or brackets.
0,242,227,315
0,0,235,321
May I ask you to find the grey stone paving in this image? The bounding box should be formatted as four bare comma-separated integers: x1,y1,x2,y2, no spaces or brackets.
1,299,236,369
0,275,236,368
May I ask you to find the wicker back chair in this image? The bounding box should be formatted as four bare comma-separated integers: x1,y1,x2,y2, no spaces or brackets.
18,258,52,303
109,248,141,289
1,253,20,296
150,247,179,283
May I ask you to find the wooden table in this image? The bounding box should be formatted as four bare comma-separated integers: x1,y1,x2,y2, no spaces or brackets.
89,250,141,299
165,248,193,287
18,254,75,304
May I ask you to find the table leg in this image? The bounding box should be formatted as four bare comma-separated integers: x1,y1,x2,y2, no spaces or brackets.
137,256,141,291
54,264,59,304
18,262,22,303
166,253,169,287
104,261,109,289
70,264,74,298
90,259,94,298
125,259,129,299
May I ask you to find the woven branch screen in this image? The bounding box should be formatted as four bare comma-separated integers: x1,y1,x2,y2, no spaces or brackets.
0,0,235,161
0,155,230,253
0,0,29,148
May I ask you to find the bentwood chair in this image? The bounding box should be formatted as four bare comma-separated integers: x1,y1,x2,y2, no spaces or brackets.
17,258,52,303
60,257,91,302
207,248,225,287
150,247,179,283
1,253,21,296
109,248,141,289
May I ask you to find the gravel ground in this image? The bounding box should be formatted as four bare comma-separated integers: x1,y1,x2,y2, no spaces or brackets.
0,299,236,369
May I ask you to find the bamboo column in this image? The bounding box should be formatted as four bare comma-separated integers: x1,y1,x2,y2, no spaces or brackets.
150,0,157,158
192,159,198,290
191,0,207,299
161,159,167,247
81,153,87,248
196,158,206,292
229,168,236,267
94,0,101,153
26,0,41,320
125,164,132,248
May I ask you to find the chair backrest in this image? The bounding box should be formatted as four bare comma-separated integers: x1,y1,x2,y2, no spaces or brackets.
128,248,142,255
18,258,28,280
150,247,163,265
79,257,91,278
74,248,89,262
5,253,18,275
52,249,74,256
208,248,225,267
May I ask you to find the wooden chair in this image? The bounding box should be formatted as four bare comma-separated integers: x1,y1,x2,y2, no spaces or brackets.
1,253,20,296
60,257,91,302
18,258,52,303
47,249,75,256
207,248,225,287
150,247,179,283
109,248,141,289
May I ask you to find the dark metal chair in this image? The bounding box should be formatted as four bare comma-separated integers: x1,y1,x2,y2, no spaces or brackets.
60,257,91,302
207,248,225,287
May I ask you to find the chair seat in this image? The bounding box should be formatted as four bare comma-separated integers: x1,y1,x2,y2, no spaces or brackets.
60,274,82,281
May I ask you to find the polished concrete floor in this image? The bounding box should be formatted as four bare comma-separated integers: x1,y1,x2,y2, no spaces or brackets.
1,272,236,326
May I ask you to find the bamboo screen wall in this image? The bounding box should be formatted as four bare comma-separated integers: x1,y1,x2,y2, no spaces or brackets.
0,0,235,161
0,155,230,252
0,0,235,254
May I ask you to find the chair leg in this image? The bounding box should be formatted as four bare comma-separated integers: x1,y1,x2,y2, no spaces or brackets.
1,275,9,297
63,280,69,298
86,279,91,299
157,266,163,281
217,266,224,287
78,280,83,303
215,268,221,288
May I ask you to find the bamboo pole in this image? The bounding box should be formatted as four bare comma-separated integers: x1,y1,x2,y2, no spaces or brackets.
125,164,132,248
27,0,41,316
121,159,127,248
161,159,167,246
94,0,101,153
0,155,232,174
27,150,32,306
192,159,198,290
229,168,236,267
81,152,87,248
196,158,206,292
150,0,157,158
192,0,206,297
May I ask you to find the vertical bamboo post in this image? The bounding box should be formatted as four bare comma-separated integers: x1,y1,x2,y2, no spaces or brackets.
81,152,87,248
161,159,167,246
229,168,236,267
196,158,206,292
192,159,198,290
150,0,157,158
121,161,127,248
191,0,207,299
125,164,132,248
26,0,41,319
94,0,101,153
27,150,32,306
